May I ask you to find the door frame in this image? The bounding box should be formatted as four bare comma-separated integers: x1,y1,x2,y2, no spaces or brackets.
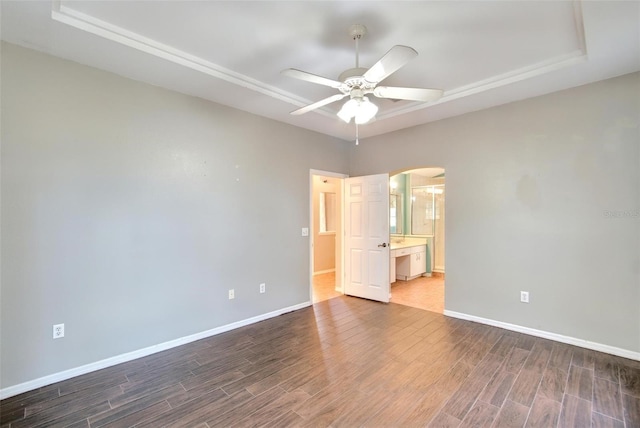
309,169,348,302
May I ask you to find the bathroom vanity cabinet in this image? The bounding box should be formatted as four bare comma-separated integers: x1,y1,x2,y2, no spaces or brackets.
390,243,427,282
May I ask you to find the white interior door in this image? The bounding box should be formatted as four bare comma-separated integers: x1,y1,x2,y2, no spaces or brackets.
344,173,390,303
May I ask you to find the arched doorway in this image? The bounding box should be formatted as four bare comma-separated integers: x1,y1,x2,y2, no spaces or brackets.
389,167,445,313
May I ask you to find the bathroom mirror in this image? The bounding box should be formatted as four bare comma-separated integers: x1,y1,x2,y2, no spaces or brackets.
390,193,403,235
319,192,336,233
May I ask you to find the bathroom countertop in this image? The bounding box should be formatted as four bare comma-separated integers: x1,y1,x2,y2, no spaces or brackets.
390,240,427,250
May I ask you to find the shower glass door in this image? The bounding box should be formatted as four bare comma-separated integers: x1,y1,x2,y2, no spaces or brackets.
411,185,445,273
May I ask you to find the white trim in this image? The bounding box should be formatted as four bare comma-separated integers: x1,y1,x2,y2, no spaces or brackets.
313,268,336,276
572,0,588,56
444,310,640,361
309,169,348,304
50,1,331,118
378,51,587,121
0,301,311,400
51,1,588,122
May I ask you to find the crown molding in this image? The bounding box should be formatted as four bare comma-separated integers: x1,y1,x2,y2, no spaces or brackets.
51,0,588,123
377,50,588,121
50,0,334,119
378,0,588,121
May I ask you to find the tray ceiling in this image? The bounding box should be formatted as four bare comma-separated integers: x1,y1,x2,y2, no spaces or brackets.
2,1,639,142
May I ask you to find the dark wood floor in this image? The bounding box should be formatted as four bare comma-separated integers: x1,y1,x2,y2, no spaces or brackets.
2,297,639,427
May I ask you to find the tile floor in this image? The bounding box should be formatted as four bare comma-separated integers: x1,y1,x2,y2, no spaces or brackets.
313,272,445,314
391,275,445,313
311,272,341,303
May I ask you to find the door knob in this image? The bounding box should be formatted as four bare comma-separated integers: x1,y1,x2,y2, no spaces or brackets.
378,243,387,248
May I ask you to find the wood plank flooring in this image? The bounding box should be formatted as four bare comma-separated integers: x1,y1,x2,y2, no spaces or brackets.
2,296,639,427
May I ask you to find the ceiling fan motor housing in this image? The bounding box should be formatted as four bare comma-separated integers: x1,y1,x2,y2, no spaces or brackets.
338,67,376,94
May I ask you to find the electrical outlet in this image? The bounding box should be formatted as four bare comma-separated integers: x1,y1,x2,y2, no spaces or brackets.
260,283,266,293
228,289,235,300
53,323,64,339
520,291,529,303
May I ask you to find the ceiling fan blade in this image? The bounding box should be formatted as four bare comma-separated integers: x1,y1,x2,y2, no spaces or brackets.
373,86,443,102
281,68,343,89
362,45,418,84
290,93,348,115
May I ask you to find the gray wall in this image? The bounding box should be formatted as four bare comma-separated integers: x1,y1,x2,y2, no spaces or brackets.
2,41,639,392
350,72,640,354
0,43,349,388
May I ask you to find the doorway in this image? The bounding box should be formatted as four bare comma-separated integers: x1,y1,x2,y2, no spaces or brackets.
389,167,445,313
310,170,346,303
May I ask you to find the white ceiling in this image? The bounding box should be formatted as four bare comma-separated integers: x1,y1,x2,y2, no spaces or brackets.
2,1,639,142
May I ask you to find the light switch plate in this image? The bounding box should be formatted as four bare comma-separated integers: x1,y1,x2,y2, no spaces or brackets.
301,227,309,236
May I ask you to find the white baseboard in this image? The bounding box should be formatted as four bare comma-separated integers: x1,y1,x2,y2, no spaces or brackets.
313,269,335,276
444,310,640,361
0,301,312,400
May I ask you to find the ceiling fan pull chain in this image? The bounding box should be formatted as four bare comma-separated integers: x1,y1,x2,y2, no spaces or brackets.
355,124,359,145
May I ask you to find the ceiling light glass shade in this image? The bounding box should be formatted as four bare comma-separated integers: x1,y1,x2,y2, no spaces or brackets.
337,99,358,123
337,97,378,124
355,97,378,124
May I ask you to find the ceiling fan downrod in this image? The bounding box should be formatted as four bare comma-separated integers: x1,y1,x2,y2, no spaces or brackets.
349,25,369,145
349,24,367,69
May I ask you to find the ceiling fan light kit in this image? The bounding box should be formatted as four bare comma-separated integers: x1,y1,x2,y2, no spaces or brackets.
282,24,443,142
337,96,378,124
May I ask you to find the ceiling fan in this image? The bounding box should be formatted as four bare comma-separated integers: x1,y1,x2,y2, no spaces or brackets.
282,24,443,126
